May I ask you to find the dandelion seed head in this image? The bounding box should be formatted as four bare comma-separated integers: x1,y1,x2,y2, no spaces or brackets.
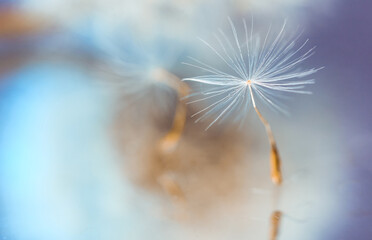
97,35,185,124
183,18,322,129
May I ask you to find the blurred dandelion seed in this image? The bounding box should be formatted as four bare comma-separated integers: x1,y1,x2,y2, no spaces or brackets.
98,36,190,201
101,54,189,153
183,18,322,184
126,67,189,153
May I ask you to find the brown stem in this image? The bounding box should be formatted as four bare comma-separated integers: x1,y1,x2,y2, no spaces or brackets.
270,210,282,240
151,69,189,201
248,84,282,185
152,68,189,153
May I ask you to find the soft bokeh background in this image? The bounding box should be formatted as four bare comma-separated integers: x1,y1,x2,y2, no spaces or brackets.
0,0,371,239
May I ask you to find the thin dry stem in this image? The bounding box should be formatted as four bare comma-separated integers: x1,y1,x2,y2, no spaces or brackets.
153,68,189,153
248,83,282,185
270,210,282,240
152,69,189,201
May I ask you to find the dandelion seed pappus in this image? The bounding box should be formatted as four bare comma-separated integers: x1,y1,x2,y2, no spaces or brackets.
183,17,323,184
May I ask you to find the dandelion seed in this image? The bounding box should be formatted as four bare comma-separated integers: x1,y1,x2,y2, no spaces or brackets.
101,63,189,155
95,30,191,153
183,18,322,184
103,60,189,153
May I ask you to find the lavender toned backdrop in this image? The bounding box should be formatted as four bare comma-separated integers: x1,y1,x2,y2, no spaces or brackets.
307,0,372,238
1,0,372,239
